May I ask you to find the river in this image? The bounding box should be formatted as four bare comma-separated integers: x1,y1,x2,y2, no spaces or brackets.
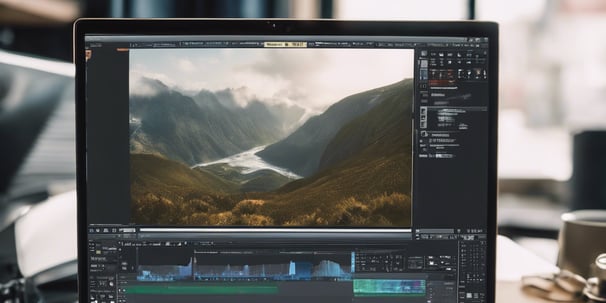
191,145,302,180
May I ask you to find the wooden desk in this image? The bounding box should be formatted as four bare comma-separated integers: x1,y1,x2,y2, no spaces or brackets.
496,236,559,302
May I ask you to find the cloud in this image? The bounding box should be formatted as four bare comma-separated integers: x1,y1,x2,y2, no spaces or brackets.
130,48,413,111
228,49,414,110
177,58,195,73
129,70,166,96
245,50,325,82
130,66,207,97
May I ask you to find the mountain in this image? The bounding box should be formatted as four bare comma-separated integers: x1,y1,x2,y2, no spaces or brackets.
264,102,308,134
318,79,413,171
214,88,241,109
263,80,413,226
214,88,307,134
130,77,304,166
257,79,411,177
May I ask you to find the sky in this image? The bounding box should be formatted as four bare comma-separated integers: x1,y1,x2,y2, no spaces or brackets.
130,47,413,111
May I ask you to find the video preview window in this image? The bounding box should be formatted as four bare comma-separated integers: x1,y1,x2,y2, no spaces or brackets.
129,47,413,227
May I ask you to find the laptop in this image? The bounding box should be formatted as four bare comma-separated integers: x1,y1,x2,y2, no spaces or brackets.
74,19,498,303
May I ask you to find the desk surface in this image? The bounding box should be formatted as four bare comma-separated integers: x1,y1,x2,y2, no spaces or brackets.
496,235,559,302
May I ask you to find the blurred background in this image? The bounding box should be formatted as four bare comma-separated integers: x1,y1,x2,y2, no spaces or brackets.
1,0,606,301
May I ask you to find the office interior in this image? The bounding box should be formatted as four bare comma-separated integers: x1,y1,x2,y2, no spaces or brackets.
0,0,605,302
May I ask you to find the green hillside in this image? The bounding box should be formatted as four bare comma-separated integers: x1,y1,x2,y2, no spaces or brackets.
130,153,241,224
256,81,401,177
131,154,292,225
318,79,413,171
264,80,413,226
266,153,411,226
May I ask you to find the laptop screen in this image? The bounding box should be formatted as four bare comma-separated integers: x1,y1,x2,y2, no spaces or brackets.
78,20,497,303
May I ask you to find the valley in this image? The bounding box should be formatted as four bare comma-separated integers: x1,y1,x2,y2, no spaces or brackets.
130,78,413,227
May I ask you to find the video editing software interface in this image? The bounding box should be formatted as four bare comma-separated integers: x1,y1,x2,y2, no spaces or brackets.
84,34,490,303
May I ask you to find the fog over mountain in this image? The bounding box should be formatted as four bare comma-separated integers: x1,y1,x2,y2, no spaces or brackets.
130,77,305,165
129,48,413,112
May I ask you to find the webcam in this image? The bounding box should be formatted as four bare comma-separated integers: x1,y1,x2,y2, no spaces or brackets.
267,21,293,33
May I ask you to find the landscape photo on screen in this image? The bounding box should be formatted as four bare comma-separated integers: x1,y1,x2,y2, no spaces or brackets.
129,47,414,227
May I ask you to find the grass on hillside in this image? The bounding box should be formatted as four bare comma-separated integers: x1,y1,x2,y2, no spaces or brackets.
130,152,411,227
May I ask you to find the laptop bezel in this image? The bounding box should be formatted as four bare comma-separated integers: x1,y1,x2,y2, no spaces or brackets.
74,18,498,303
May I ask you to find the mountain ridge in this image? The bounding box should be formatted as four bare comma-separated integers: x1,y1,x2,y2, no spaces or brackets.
130,77,305,166
256,79,411,177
